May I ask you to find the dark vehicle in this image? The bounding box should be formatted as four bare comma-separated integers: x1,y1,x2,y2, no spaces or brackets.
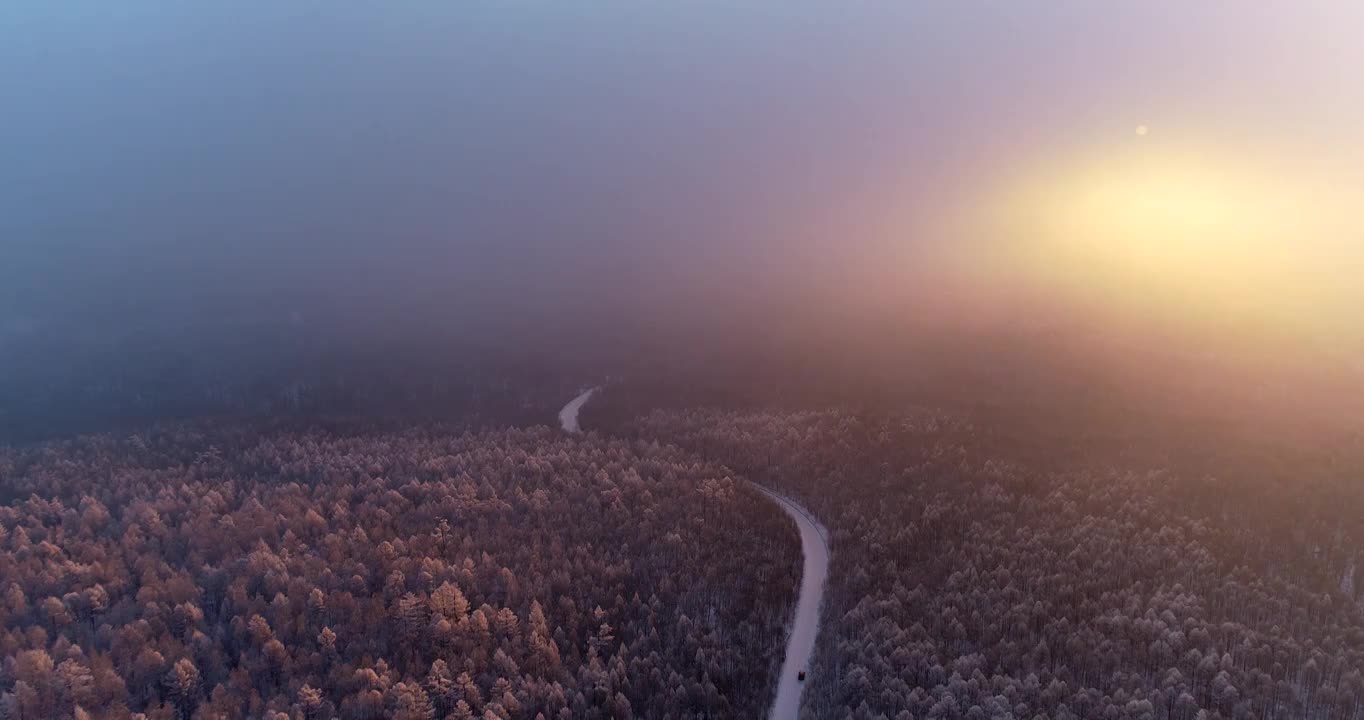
798,671,806,682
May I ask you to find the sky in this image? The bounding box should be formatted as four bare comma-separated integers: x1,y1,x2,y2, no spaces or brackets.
3,2,1361,354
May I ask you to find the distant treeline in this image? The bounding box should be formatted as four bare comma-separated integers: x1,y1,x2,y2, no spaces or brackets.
0,333,588,444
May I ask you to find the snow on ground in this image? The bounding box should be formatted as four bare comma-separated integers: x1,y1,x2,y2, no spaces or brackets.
558,387,597,433
556,387,830,718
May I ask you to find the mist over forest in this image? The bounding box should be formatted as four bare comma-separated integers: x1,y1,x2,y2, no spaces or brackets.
2,4,1363,720
6,3,1362,443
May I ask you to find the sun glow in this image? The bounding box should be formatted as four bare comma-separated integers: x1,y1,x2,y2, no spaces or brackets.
970,140,1363,343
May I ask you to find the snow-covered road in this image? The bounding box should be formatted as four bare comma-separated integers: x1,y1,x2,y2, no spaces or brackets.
558,387,597,433
557,387,830,719
759,486,829,719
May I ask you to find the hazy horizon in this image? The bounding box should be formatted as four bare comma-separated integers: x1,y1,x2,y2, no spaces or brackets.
2,9,1362,718
4,3,1362,367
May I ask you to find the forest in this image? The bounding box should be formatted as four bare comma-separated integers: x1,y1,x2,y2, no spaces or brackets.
0,422,799,719
586,384,1364,720
4,371,1362,719
9,2,1364,717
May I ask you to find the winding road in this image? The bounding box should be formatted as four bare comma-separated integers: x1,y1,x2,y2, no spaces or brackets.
557,387,597,433
757,486,830,719
558,388,829,719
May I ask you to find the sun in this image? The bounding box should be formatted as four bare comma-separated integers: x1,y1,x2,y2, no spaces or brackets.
1134,125,1149,137
961,140,1363,341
